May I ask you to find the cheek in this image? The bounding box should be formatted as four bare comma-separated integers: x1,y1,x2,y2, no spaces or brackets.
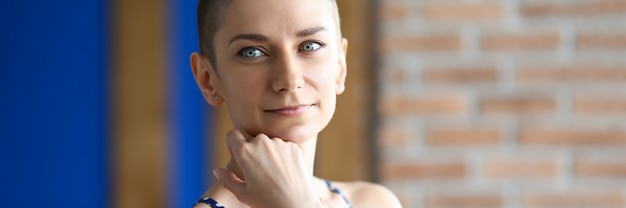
220,73,266,119
225,77,264,105
224,82,263,129
221,64,266,95
308,59,341,87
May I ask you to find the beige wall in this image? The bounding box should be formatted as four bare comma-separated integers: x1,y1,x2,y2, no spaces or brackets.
113,0,169,207
376,0,626,207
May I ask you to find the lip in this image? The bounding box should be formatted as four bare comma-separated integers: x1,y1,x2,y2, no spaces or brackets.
265,104,314,116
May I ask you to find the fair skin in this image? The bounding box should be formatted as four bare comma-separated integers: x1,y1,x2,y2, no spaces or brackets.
191,0,402,207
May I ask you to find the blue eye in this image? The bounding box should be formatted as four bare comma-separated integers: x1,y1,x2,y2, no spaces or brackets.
299,41,324,52
239,47,265,58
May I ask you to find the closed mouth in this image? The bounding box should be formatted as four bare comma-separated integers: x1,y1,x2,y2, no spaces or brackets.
265,104,314,116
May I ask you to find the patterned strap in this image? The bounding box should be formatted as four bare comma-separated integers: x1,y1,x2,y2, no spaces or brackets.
325,180,353,208
195,180,352,208
195,197,224,208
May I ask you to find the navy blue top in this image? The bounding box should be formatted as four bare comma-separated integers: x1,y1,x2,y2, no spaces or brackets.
195,180,352,208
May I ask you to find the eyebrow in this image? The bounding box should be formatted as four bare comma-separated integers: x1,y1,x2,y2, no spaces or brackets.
228,26,328,45
229,34,268,45
296,26,327,37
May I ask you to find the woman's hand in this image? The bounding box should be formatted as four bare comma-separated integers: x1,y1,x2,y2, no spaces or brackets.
212,129,325,208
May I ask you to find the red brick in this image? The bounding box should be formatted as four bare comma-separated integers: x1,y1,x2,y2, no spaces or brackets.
380,162,466,180
378,125,411,147
375,0,626,205
519,128,626,145
484,158,560,179
481,33,560,50
427,194,503,208
426,127,501,146
577,160,626,177
379,96,466,116
381,67,408,83
480,96,556,114
518,66,626,82
575,97,626,114
379,35,462,52
522,0,626,17
578,33,626,49
523,192,625,207
379,4,410,21
424,3,503,21
423,67,498,84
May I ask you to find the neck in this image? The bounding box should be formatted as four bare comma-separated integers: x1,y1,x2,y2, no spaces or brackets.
226,136,318,180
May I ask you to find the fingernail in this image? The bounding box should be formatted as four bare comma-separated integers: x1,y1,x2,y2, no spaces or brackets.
212,169,220,180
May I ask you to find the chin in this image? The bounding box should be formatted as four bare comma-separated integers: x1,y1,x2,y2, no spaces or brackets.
275,131,319,144
269,125,321,144
240,111,334,143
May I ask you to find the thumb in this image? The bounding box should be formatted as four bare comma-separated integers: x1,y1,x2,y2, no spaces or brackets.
213,168,246,195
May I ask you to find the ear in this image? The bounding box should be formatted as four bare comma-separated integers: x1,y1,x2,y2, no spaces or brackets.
336,38,348,95
190,52,223,106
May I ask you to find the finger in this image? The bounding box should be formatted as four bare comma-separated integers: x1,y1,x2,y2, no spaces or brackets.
213,168,246,195
225,129,247,155
239,130,254,141
249,132,271,144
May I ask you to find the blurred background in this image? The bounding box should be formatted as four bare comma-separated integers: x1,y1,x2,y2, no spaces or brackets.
1,0,625,208
375,0,626,207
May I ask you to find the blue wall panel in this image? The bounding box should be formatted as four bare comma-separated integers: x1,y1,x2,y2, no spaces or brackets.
169,0,212,207
0,1,108,207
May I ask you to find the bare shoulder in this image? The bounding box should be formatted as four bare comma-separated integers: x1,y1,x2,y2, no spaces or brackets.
331,180,403,208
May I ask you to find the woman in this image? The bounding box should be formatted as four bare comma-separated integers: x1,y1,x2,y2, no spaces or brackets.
190,0,402,207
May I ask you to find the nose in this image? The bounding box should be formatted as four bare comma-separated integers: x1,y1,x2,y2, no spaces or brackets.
271,54,305,93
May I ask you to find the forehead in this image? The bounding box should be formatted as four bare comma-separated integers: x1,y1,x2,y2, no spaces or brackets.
217,0,338,40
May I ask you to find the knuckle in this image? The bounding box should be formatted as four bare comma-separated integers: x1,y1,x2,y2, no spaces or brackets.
285,141,299,152
238,144,254,157
226,130,238,139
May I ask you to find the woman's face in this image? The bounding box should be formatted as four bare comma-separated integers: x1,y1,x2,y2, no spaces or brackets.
210,0,347,143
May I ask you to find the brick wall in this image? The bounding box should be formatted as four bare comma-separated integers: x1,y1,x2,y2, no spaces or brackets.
375,0,626,207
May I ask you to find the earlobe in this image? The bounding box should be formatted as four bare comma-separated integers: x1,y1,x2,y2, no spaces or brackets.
190,52,223,105
336,38,348,95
